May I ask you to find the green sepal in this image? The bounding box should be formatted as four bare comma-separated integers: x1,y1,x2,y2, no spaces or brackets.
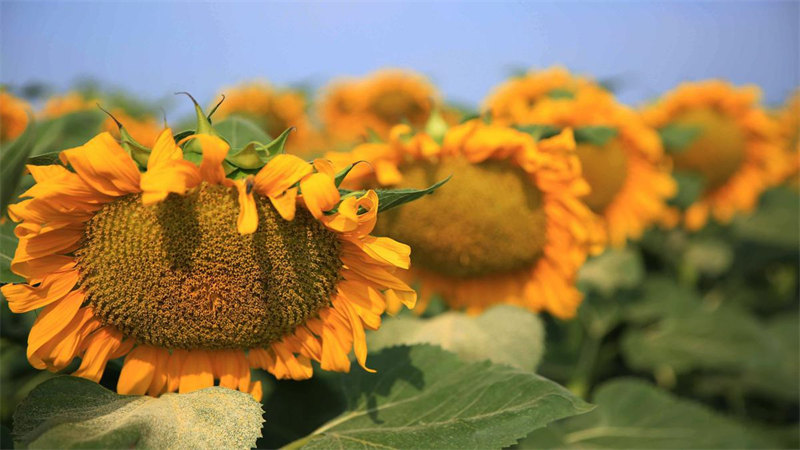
118,126,151,169
513,124,562,140
225,142,268,170
424,108,449,144
260,127,294,157
338,175,451,214
659,123,702,154
574,125,618,146
333,161,367,188
173,129,194,143
547,88,575,100
180,94,219,154
669,171,705,210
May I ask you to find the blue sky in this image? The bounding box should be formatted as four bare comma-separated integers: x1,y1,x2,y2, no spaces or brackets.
2,1,798,116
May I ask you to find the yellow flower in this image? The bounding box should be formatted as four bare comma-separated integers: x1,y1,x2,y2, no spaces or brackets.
40,92,161,147
523,90,677,246
2,127,415,400
319,69,439,145
327,122,602,319
484,66,607,124
0,91,30,143
642,80,786,230
212,81,322,156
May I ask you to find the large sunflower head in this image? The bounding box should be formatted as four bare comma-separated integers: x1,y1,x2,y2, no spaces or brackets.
212,81,321,155
40,92,161,147
318,69,438,145
522,90,677,246
1,99,420,401
327,120,603,318
641,80,786,230
1,91,30,143
483,66,608,124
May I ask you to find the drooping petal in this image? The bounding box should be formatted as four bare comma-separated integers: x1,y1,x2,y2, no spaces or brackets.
300,173,340,218
254,154,312,197
178,351,215,394
235,177,258,234
1,269,80,313
60,132,141,196
269,187,298,221
118,346,160,395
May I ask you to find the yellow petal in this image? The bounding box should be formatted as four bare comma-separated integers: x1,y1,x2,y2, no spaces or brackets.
147,128,182,169
254,154,312,196
180,134,231,185
26,290,84,360
300,173,340,219
60,132,141,196
269,187,298,221
179,351,215,394
1,269,79,313
118,346,159,395
235,177,258,234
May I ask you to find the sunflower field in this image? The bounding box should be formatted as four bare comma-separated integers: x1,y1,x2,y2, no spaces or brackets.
1,11,799,447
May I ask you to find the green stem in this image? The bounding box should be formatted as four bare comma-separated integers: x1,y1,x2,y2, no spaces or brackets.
567,332,602,399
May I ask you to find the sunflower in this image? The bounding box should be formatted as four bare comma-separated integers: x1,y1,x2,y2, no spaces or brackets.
212,81,321,155
1,91,30,143
520,90,677,246
484,66,606,124
776,90,800,185
641,80,786,230
318,69,438,145
41,92,161,147
327,121,602,318
1,104,416,401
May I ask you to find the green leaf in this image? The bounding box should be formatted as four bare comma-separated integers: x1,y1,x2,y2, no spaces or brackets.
513,124,562,140
578,248,645,297
25,110,107,165
621,303,767,375
658,123,701,154
520,379,779,449
290,345,591,449
215,116,271,151
375,175,450,213
367,305,545,371
574,126,618,146
1,115,36,217
340,176,450,214
13,376,263,449
733,187,800,249
681,237,734,278
547,88,575,100
0,220,23,283
668,171,705,210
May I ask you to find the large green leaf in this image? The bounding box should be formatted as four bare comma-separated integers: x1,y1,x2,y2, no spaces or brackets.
290,345,591,449
520,379,779,448
366,305,545,371
733,187,800,249
25,110,107,165
215,116,271,150
621,303,767,375
0,116,36,216
13,376,263,449
0,220,23,283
